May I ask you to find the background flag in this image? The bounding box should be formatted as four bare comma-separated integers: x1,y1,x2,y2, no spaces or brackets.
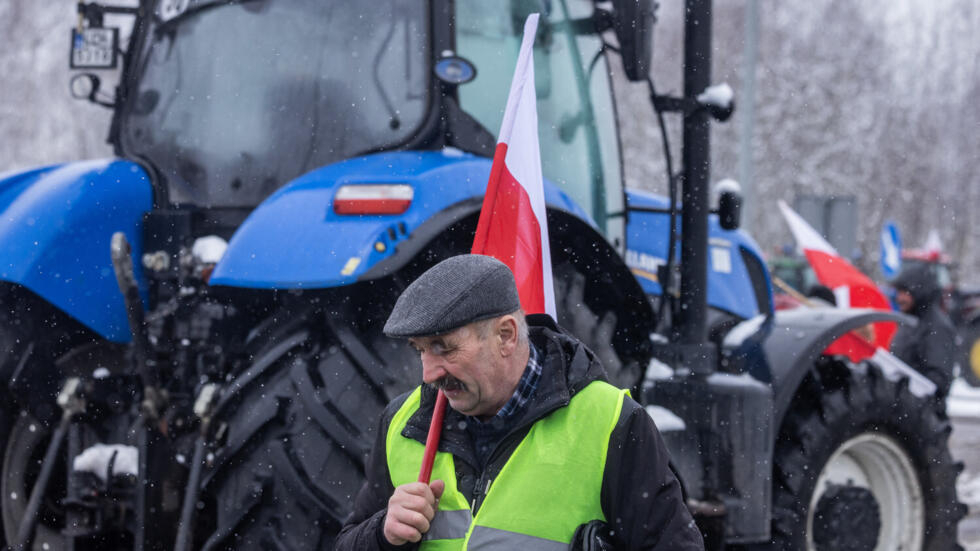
778,200,896,360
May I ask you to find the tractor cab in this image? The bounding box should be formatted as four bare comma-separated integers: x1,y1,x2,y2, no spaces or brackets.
74,0,634,248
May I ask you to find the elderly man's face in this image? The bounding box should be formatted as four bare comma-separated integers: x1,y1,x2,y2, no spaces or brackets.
409,322,511,418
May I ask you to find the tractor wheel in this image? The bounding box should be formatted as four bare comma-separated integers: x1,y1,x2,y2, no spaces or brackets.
196,256,634,550
553,262,637,389
193,298,415,551
0,289,119,550
0,301,21,548
1,411,68,551
0,291,70,550
766,357,965,551
959,322,980,387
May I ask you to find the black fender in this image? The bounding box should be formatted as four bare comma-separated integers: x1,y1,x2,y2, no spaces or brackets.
361,199,655,372
764,307,914,423
547,209,656,376
0,282,127,425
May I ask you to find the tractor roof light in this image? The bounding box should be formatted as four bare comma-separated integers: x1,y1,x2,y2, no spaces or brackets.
333,184,414,215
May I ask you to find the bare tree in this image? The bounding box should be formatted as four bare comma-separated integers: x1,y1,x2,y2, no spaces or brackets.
614,0,980,283
2,1,978,282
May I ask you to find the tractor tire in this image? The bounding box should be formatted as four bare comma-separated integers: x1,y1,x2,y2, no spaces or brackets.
0,301,21,549
1,411,68,551
196,257,633,550
553,262,635,389
0,290,67,550
0,289,117,550
194,301,414,551
765,357,964,551
959,322,980,387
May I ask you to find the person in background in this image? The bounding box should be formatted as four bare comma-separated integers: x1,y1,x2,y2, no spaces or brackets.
891,262,958,397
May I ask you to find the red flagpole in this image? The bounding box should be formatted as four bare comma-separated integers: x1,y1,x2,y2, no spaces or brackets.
418,391,447,483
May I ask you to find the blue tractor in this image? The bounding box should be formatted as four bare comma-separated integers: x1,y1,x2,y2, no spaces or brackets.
0,1,963,549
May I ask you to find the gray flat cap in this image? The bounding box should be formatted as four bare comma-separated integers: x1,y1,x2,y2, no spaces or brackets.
384,254,521,337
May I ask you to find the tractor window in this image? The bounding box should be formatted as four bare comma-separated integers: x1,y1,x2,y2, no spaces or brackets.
121,0,429,207
455,0,625,240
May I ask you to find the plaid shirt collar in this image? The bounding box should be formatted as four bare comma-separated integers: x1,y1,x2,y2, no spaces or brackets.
471,341,542,426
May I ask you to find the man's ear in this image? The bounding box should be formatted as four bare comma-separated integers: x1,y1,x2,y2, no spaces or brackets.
496,315,519,356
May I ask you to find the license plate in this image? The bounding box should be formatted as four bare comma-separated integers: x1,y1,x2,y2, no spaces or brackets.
70,27,119,69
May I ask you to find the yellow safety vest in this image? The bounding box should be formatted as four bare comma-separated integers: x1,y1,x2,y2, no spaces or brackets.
386,381,628,550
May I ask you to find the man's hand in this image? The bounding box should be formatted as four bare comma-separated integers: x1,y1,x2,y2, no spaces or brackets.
383,480,446,545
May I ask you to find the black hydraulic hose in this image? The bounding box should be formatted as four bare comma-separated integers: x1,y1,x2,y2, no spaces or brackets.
110,232,169,424
646,76,678,328
176,383,220,551
11,414,71,551
174,437,207,551
110,232,157,391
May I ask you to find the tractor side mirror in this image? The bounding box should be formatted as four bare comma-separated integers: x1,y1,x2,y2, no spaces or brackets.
715,179,742,230
611,0,657,81
70,73,114,108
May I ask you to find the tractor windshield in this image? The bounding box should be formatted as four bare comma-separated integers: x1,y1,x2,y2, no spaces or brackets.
456,0,624,241
119,0,430,207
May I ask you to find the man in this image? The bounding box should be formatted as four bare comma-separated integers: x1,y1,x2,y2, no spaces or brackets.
335,254,704,550
891,262,958,397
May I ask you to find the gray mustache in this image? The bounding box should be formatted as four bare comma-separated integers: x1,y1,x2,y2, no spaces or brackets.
435,377,465,392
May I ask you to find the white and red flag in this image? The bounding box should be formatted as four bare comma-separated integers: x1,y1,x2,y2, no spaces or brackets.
420,13,552,484
471,13,556,319
778,200,896,359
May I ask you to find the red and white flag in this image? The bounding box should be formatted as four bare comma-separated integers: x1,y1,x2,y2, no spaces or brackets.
922,228,944,259
778,200,896,358
471,13,556,319
420,14,552,484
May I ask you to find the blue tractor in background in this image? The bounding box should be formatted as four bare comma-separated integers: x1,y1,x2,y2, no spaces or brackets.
0,0,963,549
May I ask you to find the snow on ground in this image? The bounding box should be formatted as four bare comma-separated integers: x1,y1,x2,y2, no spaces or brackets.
950,378,980,419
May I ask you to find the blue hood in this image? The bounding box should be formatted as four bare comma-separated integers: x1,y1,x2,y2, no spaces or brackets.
0,159,152,341
210,150,588,288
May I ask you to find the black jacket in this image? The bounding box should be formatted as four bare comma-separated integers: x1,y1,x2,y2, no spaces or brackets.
890,263,958,394
334,316,704,550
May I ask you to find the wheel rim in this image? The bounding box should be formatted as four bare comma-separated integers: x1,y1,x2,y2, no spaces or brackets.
806,432,924,551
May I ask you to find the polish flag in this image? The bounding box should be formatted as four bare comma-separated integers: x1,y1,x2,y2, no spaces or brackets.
922,228,944,260
470,13,556,319
778,200,896,360
420,14,553,484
